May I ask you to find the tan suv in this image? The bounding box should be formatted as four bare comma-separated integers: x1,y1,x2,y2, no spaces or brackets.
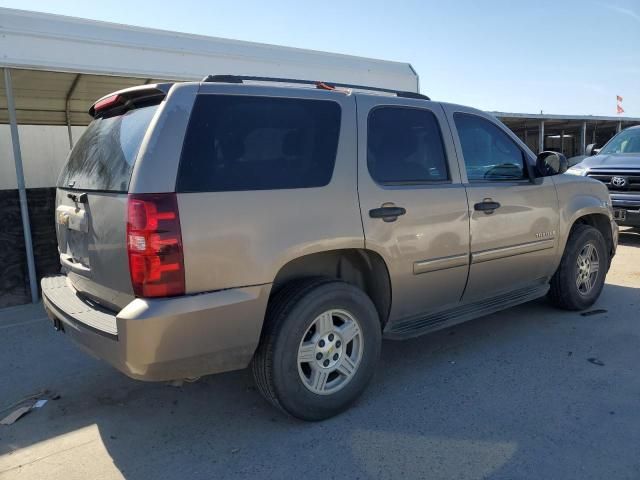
42,76,618,420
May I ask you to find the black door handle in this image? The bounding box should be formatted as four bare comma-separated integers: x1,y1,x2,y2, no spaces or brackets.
474,200,501,213
369,206,406,222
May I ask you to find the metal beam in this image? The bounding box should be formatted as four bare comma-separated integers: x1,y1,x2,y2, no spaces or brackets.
3,68,38,303
560,130,565,154
617,121,622,133
65,73,81,148
492,111,640,123
581,121,587,155
539,120,545,153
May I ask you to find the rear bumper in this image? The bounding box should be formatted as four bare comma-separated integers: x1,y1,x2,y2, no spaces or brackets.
42,275,271,381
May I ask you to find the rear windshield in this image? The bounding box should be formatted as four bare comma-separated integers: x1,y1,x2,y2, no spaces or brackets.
58,104,159,192
177,95,341,192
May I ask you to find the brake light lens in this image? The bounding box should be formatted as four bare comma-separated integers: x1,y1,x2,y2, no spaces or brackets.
94,94,122,113
127,193,185,297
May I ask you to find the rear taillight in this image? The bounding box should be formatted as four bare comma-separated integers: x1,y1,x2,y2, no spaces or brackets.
127,193,185,298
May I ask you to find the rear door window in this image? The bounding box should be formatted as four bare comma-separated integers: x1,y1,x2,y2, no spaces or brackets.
367,107,449,184
177,95,341,192
58,104,158,192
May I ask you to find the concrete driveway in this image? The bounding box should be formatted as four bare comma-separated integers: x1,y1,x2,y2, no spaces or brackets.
1,229,639,480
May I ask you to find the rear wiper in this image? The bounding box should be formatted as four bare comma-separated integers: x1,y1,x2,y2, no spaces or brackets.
67,192,88,204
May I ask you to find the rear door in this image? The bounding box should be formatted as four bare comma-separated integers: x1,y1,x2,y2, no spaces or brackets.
443,105,560,301
56,98,161,310
174,87,363,294
356,95,470,322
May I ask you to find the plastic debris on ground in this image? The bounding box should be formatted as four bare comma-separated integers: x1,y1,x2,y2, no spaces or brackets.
0,390,58,426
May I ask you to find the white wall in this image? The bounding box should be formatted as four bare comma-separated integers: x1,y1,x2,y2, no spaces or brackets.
0,125,86,190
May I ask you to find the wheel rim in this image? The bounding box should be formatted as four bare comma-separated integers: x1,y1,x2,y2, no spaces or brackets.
297,309,363,395
576,242,600,296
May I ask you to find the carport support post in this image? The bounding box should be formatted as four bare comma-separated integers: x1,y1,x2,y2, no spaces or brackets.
538,121,544,153
560,130,565,154
617,121,622,133
581,121,587,155
66,116,73,148
3,68,39,303
65,74,81,149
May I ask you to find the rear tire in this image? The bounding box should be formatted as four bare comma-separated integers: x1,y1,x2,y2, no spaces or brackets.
549,224,608,310
252,278,381,421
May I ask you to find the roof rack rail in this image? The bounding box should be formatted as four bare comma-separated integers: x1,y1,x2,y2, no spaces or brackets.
201,75,430,101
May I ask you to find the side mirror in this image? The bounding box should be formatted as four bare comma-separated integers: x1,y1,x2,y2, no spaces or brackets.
536,151,568,177
585,143,599,156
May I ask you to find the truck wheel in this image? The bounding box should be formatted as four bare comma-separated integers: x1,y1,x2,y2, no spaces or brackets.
549,224,608,310
252,278,381,421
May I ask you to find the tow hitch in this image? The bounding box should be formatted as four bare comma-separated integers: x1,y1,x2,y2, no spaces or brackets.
44,306,64,332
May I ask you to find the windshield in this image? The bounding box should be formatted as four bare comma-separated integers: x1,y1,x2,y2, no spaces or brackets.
58,104,159,192
600,128,640,155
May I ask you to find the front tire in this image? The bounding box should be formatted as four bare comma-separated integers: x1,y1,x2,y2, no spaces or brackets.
549,224,608,310
252,279,381,421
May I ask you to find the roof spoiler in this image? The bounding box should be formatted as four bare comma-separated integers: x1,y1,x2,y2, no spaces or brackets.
89,83,173,117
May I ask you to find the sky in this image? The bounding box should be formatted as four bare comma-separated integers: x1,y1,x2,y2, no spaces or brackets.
2,0,639,116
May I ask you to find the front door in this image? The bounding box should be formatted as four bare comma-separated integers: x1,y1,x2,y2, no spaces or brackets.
356,96,470,322
444,105,560,301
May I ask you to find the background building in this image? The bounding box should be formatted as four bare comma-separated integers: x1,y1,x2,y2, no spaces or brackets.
496,112,635,160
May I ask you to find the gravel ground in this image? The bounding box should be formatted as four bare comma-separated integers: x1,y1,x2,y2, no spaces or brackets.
1,229,639,480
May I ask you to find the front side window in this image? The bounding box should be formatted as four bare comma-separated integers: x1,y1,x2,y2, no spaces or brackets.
367,107,449,185
177,95,341,192
454,113,526,182
600,128,640,154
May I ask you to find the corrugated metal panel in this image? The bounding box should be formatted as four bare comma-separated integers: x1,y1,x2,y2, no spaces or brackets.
0,68,169,125
492,111,640,123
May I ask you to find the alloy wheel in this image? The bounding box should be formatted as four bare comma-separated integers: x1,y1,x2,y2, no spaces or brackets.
576,242,600,295
297,309,363,395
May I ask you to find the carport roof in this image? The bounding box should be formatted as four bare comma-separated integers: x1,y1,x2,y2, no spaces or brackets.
492,111,640,129
0,69,170,126
0,7,419,126
492,111,640,122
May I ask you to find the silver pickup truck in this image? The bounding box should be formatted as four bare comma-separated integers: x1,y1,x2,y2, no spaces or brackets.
567,125,640,228
42,76,617,420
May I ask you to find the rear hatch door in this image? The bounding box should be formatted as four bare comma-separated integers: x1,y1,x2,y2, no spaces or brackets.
56,94,162,311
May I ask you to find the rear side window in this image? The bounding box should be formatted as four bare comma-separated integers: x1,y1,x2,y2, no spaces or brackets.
58,105,158,192
177,95,341,192
367,107,449,185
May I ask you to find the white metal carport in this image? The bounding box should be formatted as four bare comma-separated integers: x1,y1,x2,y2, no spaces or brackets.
0,7,419,306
